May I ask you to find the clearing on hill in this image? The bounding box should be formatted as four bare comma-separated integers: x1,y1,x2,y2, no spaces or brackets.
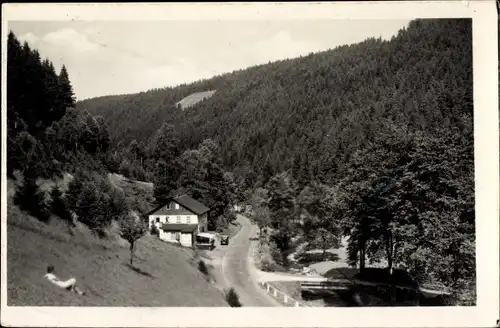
6,175,227,306
175,90,216,110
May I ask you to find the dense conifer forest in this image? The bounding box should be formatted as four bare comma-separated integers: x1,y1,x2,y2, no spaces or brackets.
7,31,111,179
78,19,472,188
7,18,476,304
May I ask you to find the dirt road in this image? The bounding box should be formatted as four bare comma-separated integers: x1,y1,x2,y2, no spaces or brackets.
219,215,281,306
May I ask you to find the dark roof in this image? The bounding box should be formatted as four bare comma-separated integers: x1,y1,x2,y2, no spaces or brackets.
161,223,198,233
174,194,210,215
146,194,210,216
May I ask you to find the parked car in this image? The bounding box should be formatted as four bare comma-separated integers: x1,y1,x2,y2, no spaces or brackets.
220,234,229,245
196,233,216,250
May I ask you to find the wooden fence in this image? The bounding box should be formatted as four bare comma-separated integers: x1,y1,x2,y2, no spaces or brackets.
259,281,310,307
300,280,351,291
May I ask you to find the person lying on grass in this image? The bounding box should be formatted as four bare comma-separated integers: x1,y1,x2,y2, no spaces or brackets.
44,265,85,295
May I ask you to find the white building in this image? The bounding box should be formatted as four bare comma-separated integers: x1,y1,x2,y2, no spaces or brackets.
147,194,209,247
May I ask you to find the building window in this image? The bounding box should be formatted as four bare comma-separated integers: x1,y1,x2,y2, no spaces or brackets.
176,216,181,223
166,203,170,210
186,216,191,224
175,203,179,210
156,217,160,223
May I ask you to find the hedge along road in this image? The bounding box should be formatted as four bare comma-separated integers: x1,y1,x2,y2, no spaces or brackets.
221,214,282,307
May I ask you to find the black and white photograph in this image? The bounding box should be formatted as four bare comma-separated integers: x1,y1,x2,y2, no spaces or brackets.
1,2,498,328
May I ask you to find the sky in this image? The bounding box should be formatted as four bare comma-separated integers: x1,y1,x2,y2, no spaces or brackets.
9,20,410,100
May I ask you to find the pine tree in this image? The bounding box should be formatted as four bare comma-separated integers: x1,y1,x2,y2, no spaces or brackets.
7,31,80,179
58,65,76,109
14,168,50,222
266,172,296,252
49,185,73,225
153,159,178,204
152,124,181,203
94,116,111,152
298,182,343,260
7,31,23,134
42,60,64,126
198,139,232,229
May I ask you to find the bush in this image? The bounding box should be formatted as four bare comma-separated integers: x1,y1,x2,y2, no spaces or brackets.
269,240,285,266
118,159,132,178
258,242,274,271
198,260,209,276
448,281,476,306
66,170,129,234
103,152,121,173
14,170,50,222
49,185,73,226
225,287,242,307
150,224,159,236
257,240,286,272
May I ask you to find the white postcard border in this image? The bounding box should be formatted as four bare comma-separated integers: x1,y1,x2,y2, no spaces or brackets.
1,2,498,328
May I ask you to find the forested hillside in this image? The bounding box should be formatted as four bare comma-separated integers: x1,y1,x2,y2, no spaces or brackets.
7,31,112,180
77,18,475,304
78,19,472,188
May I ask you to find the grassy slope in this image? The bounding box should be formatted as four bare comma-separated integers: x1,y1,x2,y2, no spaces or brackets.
108,173,155,211
175,90,217,109
7,176,227,306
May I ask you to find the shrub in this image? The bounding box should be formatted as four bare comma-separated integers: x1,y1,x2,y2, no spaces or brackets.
49,185,73,226
150,224,159,236
225,287,242,307
448,281,476,306
198,260,209,276
66,170,129,234
269,240,285,266
258,242,273,271
14,170,50,222
118,159,132,178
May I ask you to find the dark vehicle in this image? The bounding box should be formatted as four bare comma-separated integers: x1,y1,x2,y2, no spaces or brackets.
220,234,229,245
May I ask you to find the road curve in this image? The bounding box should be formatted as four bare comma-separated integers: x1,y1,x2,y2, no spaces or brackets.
221,215,281,307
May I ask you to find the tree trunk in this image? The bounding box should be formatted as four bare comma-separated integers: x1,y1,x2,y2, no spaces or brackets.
359,238,366,272
322,233,327,260
360,248,365,271
386,235,396,276
391,241,398,276
130,242,135,266
387,253,393,275
386,235,396,305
